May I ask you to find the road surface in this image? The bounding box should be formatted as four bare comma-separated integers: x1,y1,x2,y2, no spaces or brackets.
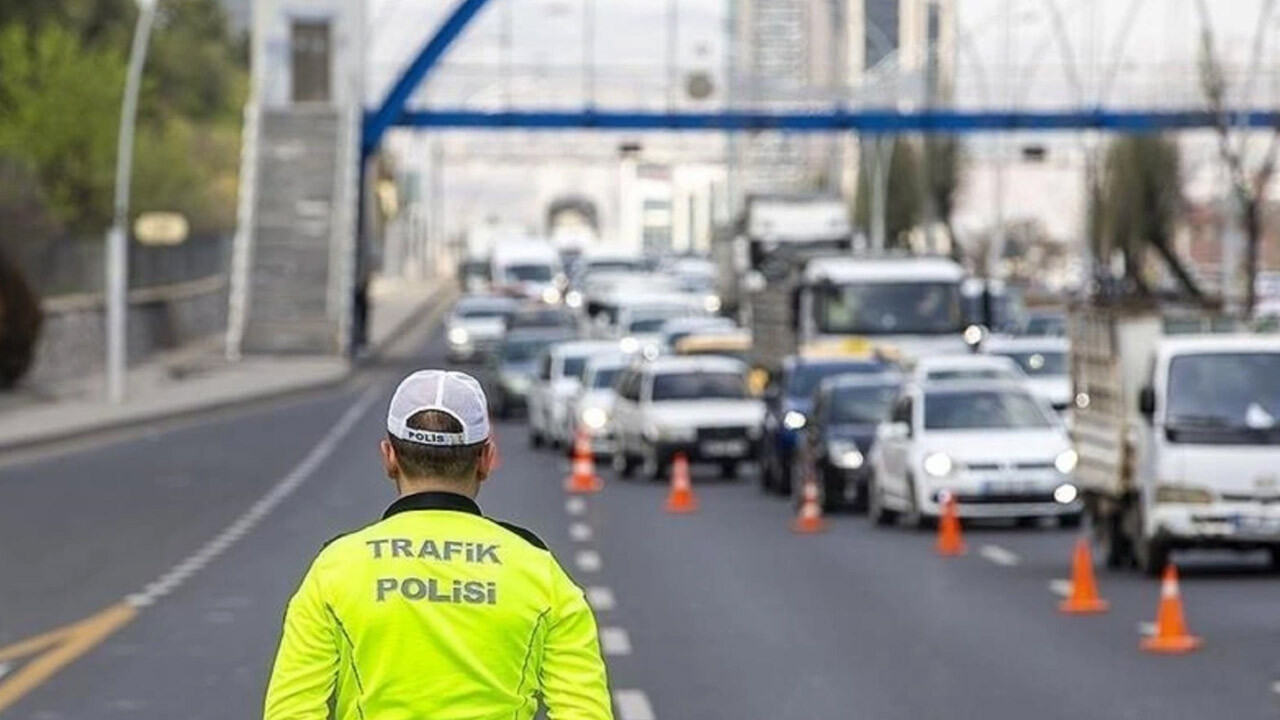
1,316,1278,719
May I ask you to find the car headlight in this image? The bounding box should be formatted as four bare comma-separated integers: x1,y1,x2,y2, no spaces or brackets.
829,440,864,470
448,327,470,345
565,290,584,309
1053,483,1079,504
923,452,953,478
703,295,722,313
541,287,562,304
581,407,609,430
620,336,640,354
502,374,531,392
783,410,807,431
1054,449,1078,474
1154,484,1214,504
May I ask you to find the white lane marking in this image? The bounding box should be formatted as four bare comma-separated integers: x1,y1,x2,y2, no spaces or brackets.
1048,579,1073,598
600,627,632,655
575,550,602,572
1138,622,1156,637
566,497,587,516
614,690,656,720
979,544,1021,567
124,385,383,608
569,522,594,542
586,586,617,611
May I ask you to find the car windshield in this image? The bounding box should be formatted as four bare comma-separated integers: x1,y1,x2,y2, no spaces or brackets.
562,356,588,380
505,264,554,282
461,262,489,278
996,350,1066,377
676,275,715,293
628,318,670,333
501,338,557,363
592,367,622,389
815,282,963,335
1165,353,1280,444
828,385,899,424
511,309,573,328
457,303,510,319
1024,314,1065,336
924,389,1057,430
587,261,644,274
787,362,886,398
651,372,746,401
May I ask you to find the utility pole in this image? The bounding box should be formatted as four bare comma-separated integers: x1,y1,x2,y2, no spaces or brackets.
105,0,159,405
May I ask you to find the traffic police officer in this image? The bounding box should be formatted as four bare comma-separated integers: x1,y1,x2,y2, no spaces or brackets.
264,370,613,719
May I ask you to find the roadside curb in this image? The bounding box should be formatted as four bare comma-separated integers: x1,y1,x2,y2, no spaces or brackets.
0,283,455,457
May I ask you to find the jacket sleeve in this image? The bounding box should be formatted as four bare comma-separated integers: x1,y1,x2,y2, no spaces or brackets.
540,560,615,720
263,560,338,720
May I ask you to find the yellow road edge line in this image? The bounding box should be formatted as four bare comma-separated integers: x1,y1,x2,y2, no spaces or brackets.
0,602,137,714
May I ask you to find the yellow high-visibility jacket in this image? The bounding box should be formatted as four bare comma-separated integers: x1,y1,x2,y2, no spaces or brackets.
263,491,613,720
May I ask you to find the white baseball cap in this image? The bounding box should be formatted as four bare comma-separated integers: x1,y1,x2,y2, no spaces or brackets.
387,370,490,446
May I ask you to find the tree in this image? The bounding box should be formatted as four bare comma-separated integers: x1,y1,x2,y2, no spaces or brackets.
854,137,923,249
1099,134,1206,301
1196,0,1279,314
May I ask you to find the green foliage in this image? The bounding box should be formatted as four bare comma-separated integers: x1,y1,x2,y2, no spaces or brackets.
1101,134,1181,271
0,0,245,236
854,137,923,248
0,22,125,231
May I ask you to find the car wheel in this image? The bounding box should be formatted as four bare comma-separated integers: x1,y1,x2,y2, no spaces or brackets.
760,453,777,494
1269,547,1280,572
904,475,933,530
777,454,795,496
868,477,898,527
529,427,543,449
720,461,739,480
1136,535,1170,577
612,448,635,479
820,466,844,514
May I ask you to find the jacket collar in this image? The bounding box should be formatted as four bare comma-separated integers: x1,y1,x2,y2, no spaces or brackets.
383,491,483,520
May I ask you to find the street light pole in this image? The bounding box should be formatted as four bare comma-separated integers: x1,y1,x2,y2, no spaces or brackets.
105,0,159,405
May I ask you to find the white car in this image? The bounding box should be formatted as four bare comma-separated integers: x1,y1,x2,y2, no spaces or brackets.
868,379,1082,527
610,356,765,481
909,354,1024,384
984,336,1071,411
445,295,518,363
657,315,738,352
565,354,631,456
527,340,621,449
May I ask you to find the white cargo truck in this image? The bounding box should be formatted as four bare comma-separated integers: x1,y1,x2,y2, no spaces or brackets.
1070,304,1280,574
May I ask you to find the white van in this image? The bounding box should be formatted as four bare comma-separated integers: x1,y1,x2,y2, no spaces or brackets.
491,240,565,304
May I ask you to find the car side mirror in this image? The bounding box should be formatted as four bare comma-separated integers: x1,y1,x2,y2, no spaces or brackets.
1138,386,1155,420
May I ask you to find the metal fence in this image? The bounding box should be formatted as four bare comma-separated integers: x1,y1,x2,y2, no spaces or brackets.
9,234,230,298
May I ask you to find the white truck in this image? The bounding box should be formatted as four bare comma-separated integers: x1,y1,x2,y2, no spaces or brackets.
1070,304,1280,574
751,255,971,372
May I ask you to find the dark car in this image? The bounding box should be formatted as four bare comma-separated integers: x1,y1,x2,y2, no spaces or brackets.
506,303,579,333
488,328,575,418
1021,310,1066,337
759,356,892,496
795,373,902,512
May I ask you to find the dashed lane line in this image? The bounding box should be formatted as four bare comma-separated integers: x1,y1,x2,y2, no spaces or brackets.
0,384,383,714
569,522,594,542
614,690,657,720
575,550,602,573
566,497,587,516
586,587,617,611
1048,579,1073,598
979,544,1021,567
600,627,633,656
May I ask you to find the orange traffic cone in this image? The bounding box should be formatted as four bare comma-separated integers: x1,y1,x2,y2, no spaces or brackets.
1059,538,1109,614
936,494,966,556
564,430,602,494
664,453,699,514
1141,564,1202,654
792,471,826,534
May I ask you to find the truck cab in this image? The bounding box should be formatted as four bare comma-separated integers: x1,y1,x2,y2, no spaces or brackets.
752,256,970,372
1071,307,1280,573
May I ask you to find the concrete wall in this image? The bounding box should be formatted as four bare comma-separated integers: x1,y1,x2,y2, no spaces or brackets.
29,277,228,386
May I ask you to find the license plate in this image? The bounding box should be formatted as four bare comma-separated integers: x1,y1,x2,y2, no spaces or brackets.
1230,515,1280,534
701,440,747,458
980,481,1039,495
